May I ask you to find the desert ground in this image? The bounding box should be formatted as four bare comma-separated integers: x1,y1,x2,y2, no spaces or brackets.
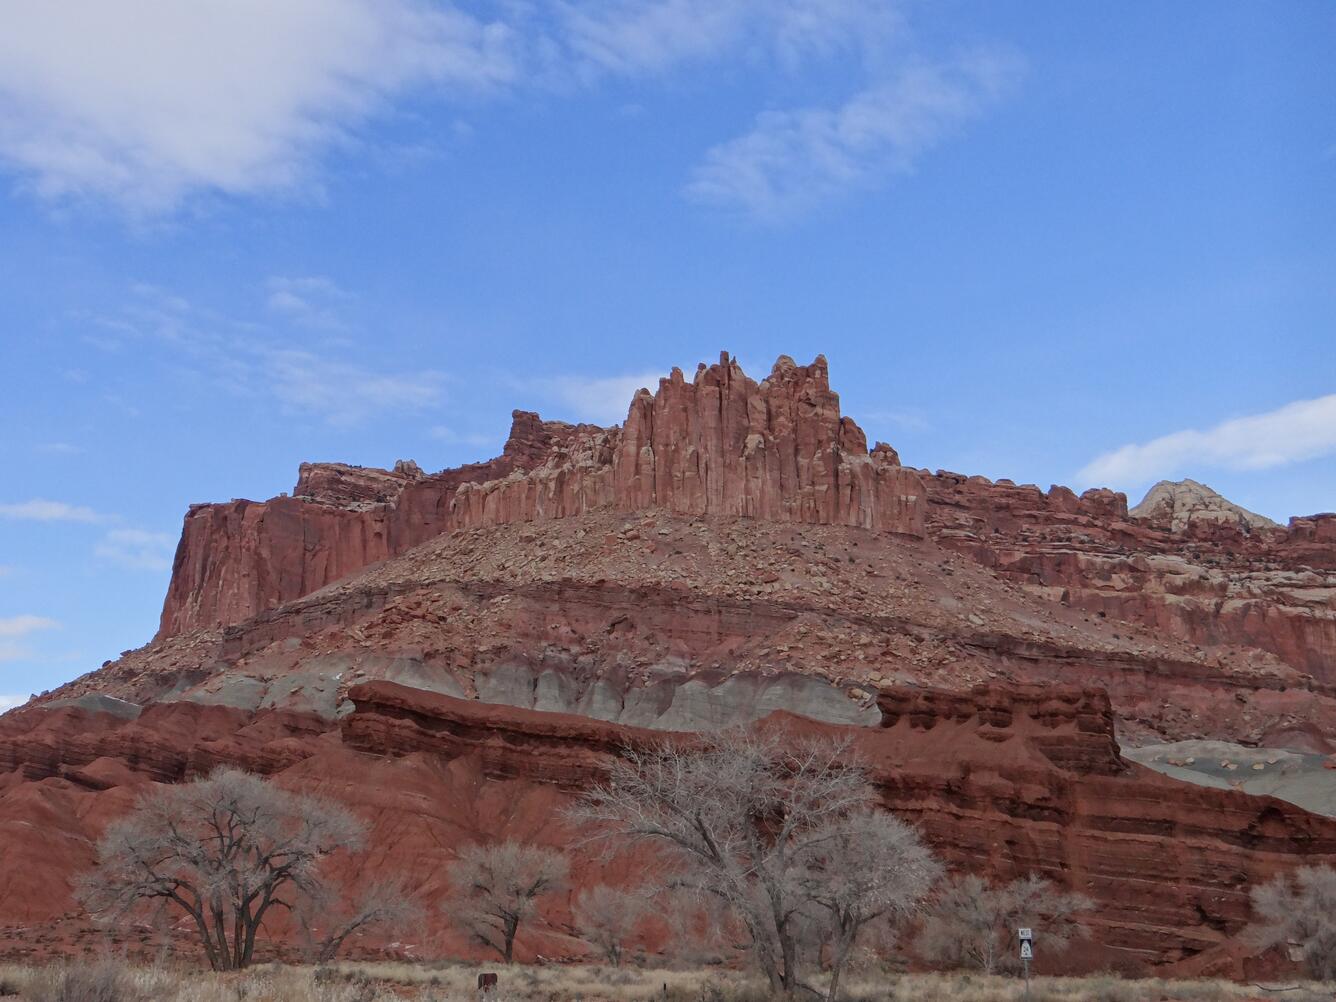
1,961,1332,1002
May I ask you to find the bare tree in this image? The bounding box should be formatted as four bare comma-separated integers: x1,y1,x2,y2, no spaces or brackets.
1246,864,1336,980
570,729,920,996
77,767,364,971
573,885,648,966
916,873,1092,974
798,810,942,1002
445,841,568,962
297,877,424,963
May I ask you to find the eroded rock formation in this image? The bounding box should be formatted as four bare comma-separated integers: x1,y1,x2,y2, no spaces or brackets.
6,351,1336,975
160,354,926,636
1131,479,1279,533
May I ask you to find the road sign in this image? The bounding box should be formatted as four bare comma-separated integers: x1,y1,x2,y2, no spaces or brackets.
1018,927,1033,941
1020,941,1033,960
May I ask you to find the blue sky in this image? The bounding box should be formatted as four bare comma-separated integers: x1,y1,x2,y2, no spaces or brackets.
1,0,1332,704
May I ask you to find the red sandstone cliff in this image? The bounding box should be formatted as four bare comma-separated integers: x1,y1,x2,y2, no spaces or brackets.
160,354,925,636
2,679,1332,973
158,353,1334,699
9,350,1336,975
159,410,603,636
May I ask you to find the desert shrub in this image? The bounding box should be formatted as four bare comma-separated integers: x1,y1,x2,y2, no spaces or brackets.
443,841,568,963
25,960,140,1002
1245,863,1336,980
1081,976,1135,1002
916,873,1092,974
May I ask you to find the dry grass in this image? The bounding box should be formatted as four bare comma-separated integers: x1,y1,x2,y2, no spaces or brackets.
0,961,1328,1002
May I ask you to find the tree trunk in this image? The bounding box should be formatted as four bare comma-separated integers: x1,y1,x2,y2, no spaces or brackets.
503,916,518,963
826,928,855,1002
779,926,799,995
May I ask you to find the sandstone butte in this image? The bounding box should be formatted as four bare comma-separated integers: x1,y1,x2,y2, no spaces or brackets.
3,352,1335,977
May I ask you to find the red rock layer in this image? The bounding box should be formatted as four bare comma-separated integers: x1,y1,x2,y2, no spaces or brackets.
158,410,602,636
338,680,1336,972
159,355,926,636
3,679,1333,972
923,473,1336,683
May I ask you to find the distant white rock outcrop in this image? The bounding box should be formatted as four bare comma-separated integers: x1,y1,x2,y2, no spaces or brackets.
1130,478,1278,533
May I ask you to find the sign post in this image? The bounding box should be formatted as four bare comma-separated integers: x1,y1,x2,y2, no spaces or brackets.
1018,928,1034,1000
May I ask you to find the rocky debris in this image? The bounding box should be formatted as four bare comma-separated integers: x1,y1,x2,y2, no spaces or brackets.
1125,739,1336,818
294,460,423,508
1131,479,1279,533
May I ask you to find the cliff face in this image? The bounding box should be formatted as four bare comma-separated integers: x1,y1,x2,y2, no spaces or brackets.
158,410,603,636
158,352,1335,699
1,680,1331,973
923,473,1336,683
17,349,1336,974
1130,479,1279,533
160,354,926,636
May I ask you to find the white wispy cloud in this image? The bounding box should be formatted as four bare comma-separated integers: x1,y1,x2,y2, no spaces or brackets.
262,348,444,427
0,694,30,712
536,372,664,424
1078,393,1336,487
92,283,445,426
555,0,895,78
0,500,104,523
860,408,930,433
686,50,1022,220
0,615,58,638
429,427,499,448
265,276,350,329
0,0,1014,222
0,0,516,214
34,442,82,455
0,615,58,663
94,529,176,572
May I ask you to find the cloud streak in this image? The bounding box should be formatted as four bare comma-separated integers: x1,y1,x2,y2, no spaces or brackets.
687,50,1022,220
0,500,104,523
93,283,444,426
1078,393,1336,487
94,529,177,572
0,1,1012,222
535,372,664,425
0,0,515,214
555,0,895,78
0,615,58,664
0,615,58,639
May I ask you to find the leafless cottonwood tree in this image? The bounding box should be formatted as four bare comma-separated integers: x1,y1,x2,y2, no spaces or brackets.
572,884,649,966
297,876,424,963
445,841,568,962
570,729,939,997
798,810,941,1002
916,873,1092,975
1246,864,1336,980
77,767,365,971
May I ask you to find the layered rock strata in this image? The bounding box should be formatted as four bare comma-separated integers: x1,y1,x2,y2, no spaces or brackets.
2,681,1330,973
160,354,925,636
